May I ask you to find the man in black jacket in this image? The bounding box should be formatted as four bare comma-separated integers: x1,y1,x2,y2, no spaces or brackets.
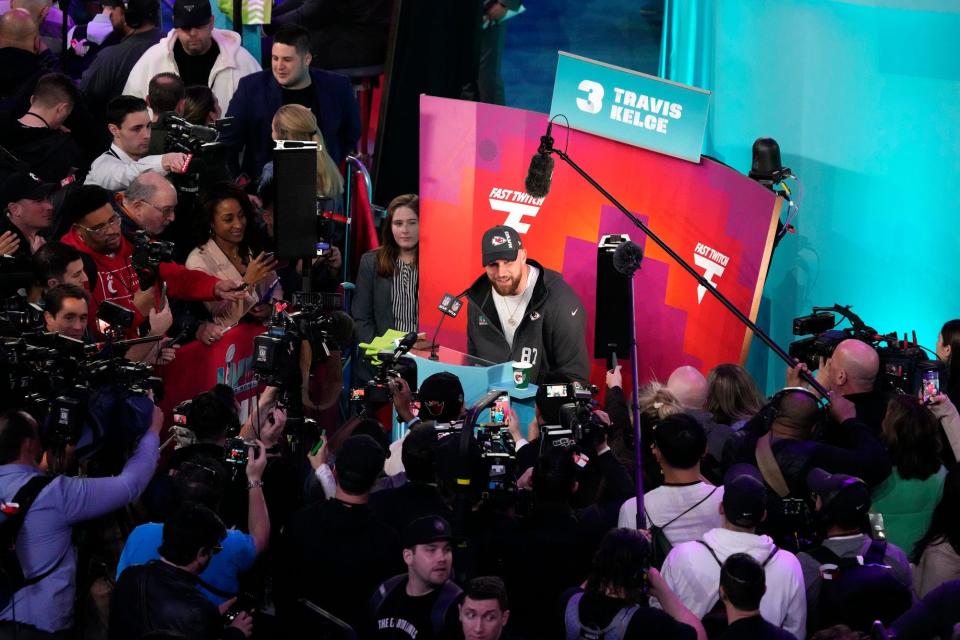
110,503,253,639
466,225,589,384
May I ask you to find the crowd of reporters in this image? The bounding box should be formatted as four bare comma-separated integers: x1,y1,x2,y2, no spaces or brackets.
2,0,960,637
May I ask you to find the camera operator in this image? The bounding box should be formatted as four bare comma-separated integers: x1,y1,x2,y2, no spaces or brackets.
118,438,269,606
561,528,705,640
109,503,254,640
369,423,454,534
42,283,91,342
278,434,403,634
0,404,162,636
31,241,88,292
501,445,612,639
383,372,465,478
789,338,885,432
722,387,891,550
60,185,245,338
85,95,189,191
146,72,186,155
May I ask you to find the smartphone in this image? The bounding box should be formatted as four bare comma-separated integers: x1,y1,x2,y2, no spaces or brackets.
609,351,618,372
262,251,275,261
158,282,168,311
316,241,331,257
350,388,365,402
310,431,325,456
488,394,509,424
922,370,940,404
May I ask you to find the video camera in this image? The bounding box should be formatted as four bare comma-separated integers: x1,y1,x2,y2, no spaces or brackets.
130,230,175,290
355,331,419,406
456,390,520,496
162,114,234,194
252,291,347,387
789,304,945,396
539,381,603,451
164,114,232,155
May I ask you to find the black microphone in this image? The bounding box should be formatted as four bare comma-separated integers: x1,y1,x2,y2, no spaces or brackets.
524,122,555,199
612,240,644,277
430,289,470,360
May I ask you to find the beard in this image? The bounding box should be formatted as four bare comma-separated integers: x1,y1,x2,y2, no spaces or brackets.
490,272,521,296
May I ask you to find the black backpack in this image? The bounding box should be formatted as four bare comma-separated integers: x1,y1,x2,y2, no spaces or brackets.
806,539,912,633
370,575,462,637
0,475,58,609
647,487,719,569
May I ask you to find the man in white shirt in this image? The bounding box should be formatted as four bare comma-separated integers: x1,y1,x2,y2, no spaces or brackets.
658,464,807,639
122,0,260,114
619,413,723,544
85,95,187,191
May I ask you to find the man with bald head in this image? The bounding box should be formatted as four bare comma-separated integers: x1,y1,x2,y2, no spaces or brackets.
667,365,710,411
0,8,48,107
790,338,885,432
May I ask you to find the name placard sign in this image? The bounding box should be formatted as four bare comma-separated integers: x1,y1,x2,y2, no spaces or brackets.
550,51,710,162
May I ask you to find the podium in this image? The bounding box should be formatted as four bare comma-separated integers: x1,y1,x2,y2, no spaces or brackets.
391,345,537,440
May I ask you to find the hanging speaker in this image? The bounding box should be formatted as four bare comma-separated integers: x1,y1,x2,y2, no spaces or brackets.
594,234,632,360
273,140,318,260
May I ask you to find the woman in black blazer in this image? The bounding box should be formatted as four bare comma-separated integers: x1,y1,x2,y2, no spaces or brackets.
352,194,420,347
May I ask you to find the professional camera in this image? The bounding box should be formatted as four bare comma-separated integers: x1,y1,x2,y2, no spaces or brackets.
252,291,348,388
789,304,945,396
130,230,176,290
0,289,44,336
0,330,160,457
354,331,419,406
455,390,521,496
539,381,603,449
162,114,234,193
164,114,231,155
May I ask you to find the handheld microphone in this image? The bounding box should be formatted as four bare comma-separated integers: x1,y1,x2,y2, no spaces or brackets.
612,240,644,277
524,121,555,199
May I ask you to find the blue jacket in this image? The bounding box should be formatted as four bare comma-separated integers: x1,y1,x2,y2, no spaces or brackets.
222,68,360,180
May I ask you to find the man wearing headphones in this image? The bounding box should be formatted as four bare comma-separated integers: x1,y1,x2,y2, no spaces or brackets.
79,0,162,117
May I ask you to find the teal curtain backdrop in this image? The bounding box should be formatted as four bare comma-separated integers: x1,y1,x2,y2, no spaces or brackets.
659,0,960,393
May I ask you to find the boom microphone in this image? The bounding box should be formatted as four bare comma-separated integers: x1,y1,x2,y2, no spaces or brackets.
524,122,555,199
612,240,644,277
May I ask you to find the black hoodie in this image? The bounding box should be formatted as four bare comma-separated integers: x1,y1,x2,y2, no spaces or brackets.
466,258,589,384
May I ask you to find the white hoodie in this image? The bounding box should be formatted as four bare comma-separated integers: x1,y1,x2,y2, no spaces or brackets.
657,527,807,639
123,28,260,115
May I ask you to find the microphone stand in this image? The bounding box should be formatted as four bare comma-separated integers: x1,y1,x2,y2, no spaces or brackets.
614,256,645,529
539,135,829,398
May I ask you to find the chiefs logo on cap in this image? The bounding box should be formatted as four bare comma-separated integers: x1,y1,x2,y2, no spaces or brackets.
491,235,507,246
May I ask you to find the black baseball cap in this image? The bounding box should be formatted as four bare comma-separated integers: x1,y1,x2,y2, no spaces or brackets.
334,435,385,490
419,372,464,423
807,468,871,519
0,172,55,210
173,0,212,28
402,515,453,549
722,464,767,528
481,225,523,266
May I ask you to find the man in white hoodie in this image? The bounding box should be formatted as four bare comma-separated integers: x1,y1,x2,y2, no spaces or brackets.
122,0,259,114
658,464,807,639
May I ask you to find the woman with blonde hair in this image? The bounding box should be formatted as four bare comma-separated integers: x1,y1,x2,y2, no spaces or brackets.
270,104,344,201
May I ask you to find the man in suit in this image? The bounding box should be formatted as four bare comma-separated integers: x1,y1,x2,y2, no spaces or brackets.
222,23,360,180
